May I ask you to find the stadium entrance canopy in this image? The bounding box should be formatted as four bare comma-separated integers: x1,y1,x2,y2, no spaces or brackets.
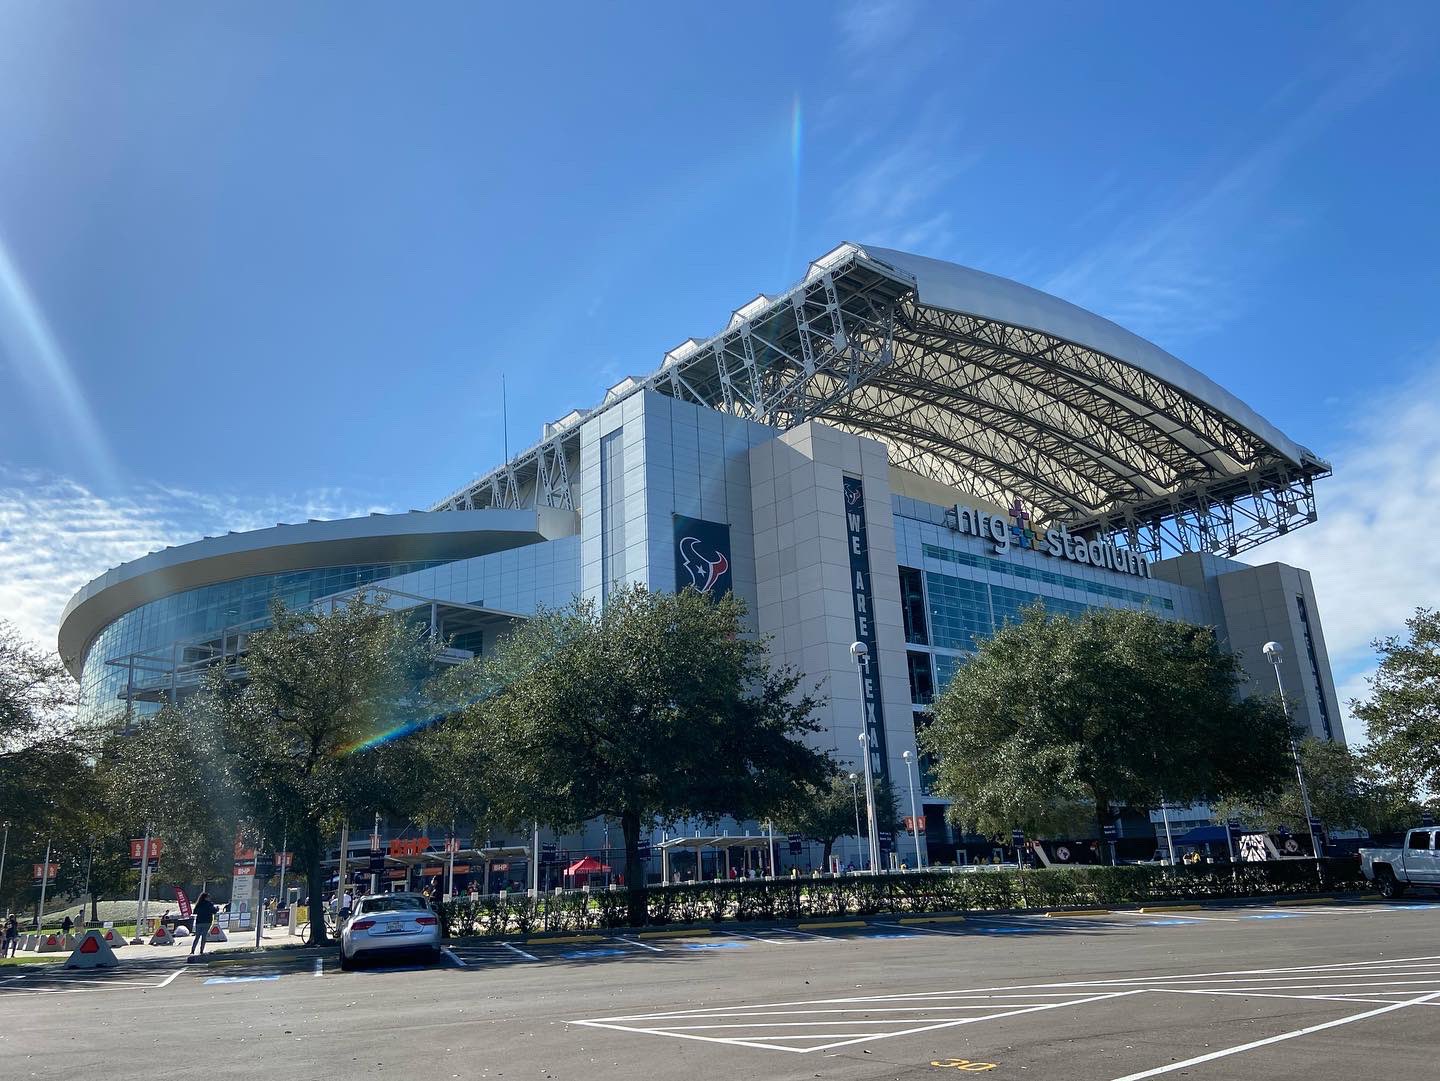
435,243,1330,559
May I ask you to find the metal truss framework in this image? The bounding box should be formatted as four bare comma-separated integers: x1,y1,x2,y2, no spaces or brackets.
433,246,1329,559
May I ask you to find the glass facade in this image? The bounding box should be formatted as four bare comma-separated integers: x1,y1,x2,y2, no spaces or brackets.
923,543,1174,610
78,561,445,727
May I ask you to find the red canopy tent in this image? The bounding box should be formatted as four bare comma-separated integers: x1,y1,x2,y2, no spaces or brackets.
562,857,611,881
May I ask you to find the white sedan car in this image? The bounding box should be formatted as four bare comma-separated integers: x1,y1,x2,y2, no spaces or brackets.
338,893,442,970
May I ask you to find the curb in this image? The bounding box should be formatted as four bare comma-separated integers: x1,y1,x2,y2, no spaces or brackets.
1274,897,1337,907
525,933,606,945
797,920,866,930
1137,905,1204,914
1045,908,1112,917
898,915,968,925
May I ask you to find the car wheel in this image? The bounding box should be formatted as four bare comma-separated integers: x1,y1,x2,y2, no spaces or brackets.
1376,867,1406,899
338,944,354,971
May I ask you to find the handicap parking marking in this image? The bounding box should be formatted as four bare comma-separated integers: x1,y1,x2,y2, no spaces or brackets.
560,947,630,960
203,973,281,985
1243,912,1308,920
680,941,746,951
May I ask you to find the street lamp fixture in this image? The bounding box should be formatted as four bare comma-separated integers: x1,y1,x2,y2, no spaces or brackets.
902,750,924,870
851,642,882,874
1263,641,1323,874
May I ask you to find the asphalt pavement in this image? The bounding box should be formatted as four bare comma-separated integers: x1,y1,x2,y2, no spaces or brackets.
2,898,1437,1080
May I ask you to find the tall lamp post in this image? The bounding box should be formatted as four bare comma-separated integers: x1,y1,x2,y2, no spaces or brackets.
1263,641,1323,881
901,750,924,870
851,642,882,874
848,772,861,872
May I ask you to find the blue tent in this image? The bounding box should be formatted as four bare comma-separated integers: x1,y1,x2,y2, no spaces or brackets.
1173,825,1233,845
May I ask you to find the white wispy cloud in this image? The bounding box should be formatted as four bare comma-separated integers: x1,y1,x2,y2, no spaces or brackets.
0,467,391,651
1257,356,1440,742
1043,35,1417,346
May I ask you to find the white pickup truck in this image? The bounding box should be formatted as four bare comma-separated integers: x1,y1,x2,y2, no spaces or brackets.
1359,827,1440,898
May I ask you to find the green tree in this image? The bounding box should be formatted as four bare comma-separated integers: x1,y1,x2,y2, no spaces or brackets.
431,585,831,925
774,772,902,870
193,596,442,943
1214,737,1420,838
1353,607,1440,799
922,605,1292,861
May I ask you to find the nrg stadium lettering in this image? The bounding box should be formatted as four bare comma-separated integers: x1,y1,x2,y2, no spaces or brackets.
953,499,1151,579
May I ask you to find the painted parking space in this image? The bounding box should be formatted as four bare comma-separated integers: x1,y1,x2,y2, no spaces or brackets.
570,952,1440,1061
0,962,187,997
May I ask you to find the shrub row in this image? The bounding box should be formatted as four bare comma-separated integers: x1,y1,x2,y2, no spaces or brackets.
443,858,1363,936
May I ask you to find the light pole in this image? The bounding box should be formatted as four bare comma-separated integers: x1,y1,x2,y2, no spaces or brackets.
901,750,924,870
1263,641,1323,880
849,772,861,871
851,642,882,874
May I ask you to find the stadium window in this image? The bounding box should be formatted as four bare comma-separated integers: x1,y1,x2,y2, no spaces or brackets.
907,650,934,705
900,566,928,644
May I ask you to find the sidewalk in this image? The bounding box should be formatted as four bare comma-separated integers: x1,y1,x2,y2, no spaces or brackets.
12,924,312,963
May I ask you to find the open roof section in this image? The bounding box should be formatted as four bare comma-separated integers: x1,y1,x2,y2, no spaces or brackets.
433,242,1330,560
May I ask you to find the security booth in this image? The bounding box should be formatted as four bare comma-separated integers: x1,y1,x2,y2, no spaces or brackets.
658,835,778,884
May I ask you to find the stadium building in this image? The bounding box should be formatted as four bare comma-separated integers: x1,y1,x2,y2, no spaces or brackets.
59,243,1342,874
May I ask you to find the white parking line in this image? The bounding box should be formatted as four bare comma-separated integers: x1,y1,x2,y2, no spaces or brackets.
772,928,835,940
501,942,538,961
615,937,665,953
1107,989,1440,1080
312,957,324,977
442,947,467,967
719,931,796,944
871,922,968,937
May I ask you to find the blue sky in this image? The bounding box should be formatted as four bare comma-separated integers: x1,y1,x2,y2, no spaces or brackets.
2,1,1439,738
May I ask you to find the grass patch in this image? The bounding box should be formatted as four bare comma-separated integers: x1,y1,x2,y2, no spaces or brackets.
0,954,67,966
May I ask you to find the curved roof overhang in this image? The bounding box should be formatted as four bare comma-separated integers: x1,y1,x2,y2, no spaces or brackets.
435,242,1329,560
58,508,578,676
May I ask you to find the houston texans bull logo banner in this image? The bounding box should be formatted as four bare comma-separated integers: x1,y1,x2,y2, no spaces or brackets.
674,515,733,597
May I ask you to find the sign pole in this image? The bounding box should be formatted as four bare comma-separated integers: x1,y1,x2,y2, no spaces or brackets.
337,821,348,902
35,837,52,930
0,823,8,899
446,824,456,901
530,821,540,896
371,814,380,895
132,826,150,943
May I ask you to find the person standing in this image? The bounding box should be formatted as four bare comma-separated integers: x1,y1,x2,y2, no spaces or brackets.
189,893,218,958
60,914,73,936
3,914,18,957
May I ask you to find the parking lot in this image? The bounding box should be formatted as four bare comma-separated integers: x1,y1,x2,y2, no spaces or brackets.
2,898,1437,1079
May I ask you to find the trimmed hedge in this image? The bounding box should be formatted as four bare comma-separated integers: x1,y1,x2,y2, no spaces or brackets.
443,857,1363,936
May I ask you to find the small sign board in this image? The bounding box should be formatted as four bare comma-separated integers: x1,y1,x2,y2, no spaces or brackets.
788,833,803,855
1102,824,1118,840
1011,829,1025,848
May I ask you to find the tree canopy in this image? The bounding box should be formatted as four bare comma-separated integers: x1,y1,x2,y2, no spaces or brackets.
429,585,831,924
922,605,1293,856
1353,607,1440,800
187,595,443,942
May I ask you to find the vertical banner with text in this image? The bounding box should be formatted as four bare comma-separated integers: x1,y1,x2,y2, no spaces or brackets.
843,476,888,778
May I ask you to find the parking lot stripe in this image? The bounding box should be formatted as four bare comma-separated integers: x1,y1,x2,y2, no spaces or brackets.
1107,988,1440,1081
718,931,795,944
616,937,665,953
442,947,467,967
313,957,323,977
872,921,968,937
501,942,538,961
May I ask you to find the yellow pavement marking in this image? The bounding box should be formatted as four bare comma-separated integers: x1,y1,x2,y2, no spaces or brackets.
528,933,606,945
797,919,866,930
636,928,712,939
900,915,969,925
1045,909,1111,917
1274,897,1337,907
1137,905,1203,914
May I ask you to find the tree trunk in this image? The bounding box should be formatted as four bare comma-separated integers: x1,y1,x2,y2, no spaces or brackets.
304,821,329,945
621,809,646,928
90,893,100,923
821,839,833,873
1093,792,1115,866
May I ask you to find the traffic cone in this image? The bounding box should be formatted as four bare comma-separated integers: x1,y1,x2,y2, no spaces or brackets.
149,925,175,946
65,929,119,969
206,924,228,942
101,928,126,948
37,934,61,954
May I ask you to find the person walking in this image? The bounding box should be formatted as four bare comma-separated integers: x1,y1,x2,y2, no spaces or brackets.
4,914,18,957
60,914,73,936
189,892,218,958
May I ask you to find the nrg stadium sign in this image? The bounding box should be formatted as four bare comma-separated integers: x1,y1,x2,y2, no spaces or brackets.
953,499,1152,579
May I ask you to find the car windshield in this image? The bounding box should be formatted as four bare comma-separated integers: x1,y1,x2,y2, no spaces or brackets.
356,895,429,914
